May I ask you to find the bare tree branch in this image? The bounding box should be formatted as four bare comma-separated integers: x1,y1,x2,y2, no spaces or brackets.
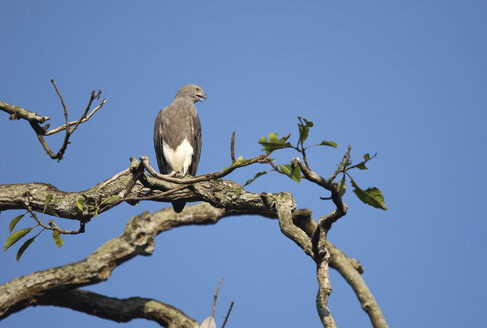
0,101,50,123
38,290,199,328
291,210,386,328
230,131,236,163
275,192,313,257
0,81,106,161
329,145,351,183
211,277,224,319
221,301,234,328
327,245,388,328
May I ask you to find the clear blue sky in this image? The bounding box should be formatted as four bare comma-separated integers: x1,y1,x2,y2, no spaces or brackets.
1,1,486,327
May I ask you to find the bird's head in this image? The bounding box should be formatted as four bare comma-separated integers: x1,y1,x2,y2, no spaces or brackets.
175,84,207,103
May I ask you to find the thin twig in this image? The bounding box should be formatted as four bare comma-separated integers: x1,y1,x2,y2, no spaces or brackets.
211,277,224,318
230,131,236,163
48,219,85,234
50,79,68,123
97,168,131,191
221,301,234,328
140,154,268,185
329,145,351,183
45,98,106,136
70,90,100,134
301,147,310,169
26,205,84,235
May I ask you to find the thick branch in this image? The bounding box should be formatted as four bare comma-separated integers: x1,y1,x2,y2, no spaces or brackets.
0,157,279,222
0,197,385,327
275,193,313,257
38,290,199,328
0,203,226,320
292,210,386,328
291,157,347,231
0,188,299,321
316,250,336,327
327,246,388,328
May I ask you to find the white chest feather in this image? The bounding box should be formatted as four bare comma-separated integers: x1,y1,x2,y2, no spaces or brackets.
163,138,194,175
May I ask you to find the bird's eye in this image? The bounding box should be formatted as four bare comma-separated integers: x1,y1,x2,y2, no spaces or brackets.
194,87,200,93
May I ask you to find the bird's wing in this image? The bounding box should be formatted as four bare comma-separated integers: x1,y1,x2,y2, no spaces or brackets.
189,109,202,176
154,108,170,174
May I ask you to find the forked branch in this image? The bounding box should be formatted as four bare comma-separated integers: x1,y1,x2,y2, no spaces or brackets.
0,80,106,161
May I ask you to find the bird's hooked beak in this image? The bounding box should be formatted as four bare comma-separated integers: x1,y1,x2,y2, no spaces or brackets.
197,92,207,102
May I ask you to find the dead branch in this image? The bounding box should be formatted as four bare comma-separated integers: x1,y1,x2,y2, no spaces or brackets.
0,80,106,161
0,101,50,123
221,301,234,328
211,277,224,319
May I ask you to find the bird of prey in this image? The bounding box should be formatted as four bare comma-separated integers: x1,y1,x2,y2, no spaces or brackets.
154,84,206,213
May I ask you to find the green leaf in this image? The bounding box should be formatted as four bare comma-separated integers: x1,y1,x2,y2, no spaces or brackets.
222,156,247,172
43,194,53,213
4,227,34,252
9,213,26,234
100,195,120,205
364,153,370,161
233,156,245,166
319,140,338,148
279,164,301,183
337,176,346,197
297,116,314,144
45,208,59,217
356,163,368,170
52,230,64,248
350,179,387,210
258,133,292,153
243,170,271,187
76,199,85,212
16,236,36,262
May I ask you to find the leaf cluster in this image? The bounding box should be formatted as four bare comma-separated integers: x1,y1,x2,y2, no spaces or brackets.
245,117,386,210
4,194,119,261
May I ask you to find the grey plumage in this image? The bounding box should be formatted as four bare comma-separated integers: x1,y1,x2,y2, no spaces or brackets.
154,84,206,212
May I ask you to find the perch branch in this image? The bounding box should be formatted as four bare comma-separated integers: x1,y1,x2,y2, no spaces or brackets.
140,154,268,185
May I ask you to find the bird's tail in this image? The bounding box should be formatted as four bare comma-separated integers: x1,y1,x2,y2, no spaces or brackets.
172,201,186,213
